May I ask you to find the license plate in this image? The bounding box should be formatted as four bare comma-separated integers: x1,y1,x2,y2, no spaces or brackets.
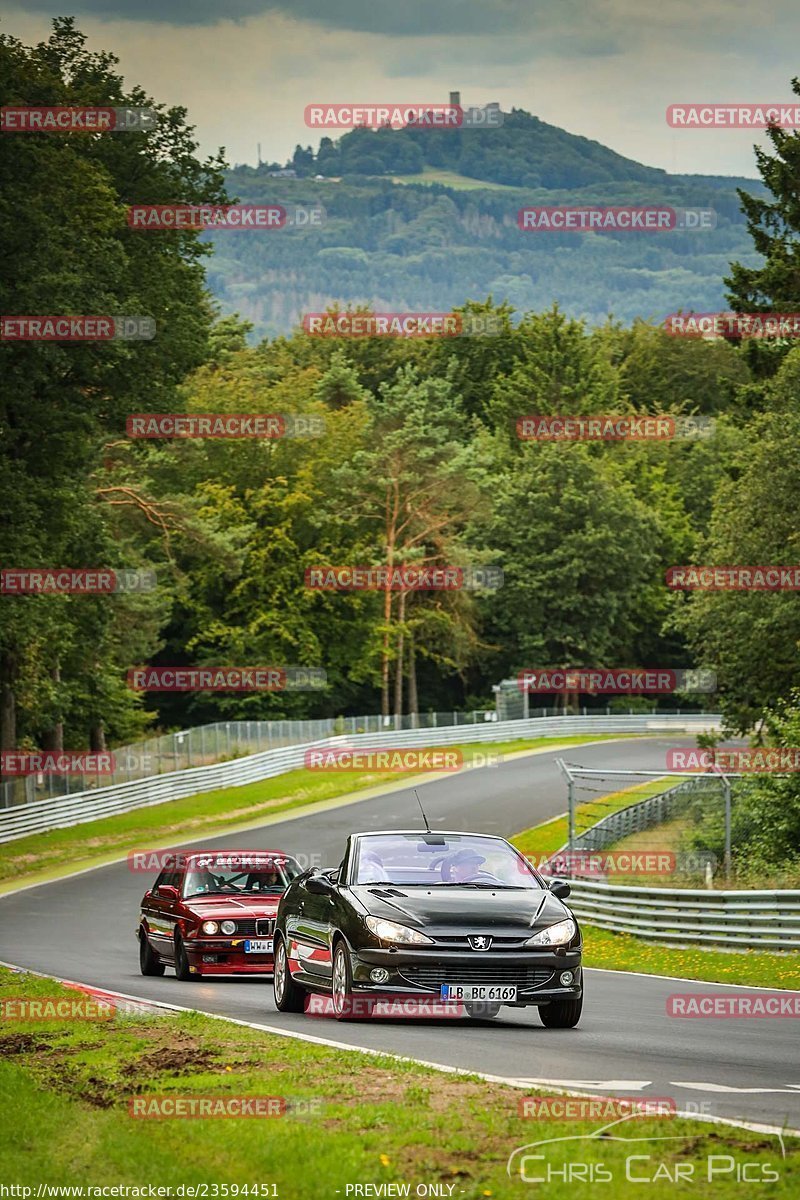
244,939,273,954
440,984,517,1002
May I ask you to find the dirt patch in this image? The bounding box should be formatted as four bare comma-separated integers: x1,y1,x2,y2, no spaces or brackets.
125,1046,218,1076
0,1033,53,1055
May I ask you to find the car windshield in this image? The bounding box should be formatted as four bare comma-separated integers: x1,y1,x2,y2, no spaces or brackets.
183,855,302,899
353,834,542,889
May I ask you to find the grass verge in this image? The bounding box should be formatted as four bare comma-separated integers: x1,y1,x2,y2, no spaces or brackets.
1,967,797,1197
0,734,637,893
511,785,800,989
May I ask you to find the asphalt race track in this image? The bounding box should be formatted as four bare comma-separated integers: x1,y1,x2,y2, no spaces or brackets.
1,736,798,1133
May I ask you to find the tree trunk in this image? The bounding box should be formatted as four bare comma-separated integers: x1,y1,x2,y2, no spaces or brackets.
393,592,406,718
89,722,107,752
0,651,17,753
41,663,64,751
381,588,392,718
407,633,419,725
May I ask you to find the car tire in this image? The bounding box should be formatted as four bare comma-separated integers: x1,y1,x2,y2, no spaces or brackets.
273,935,305,1013
539,993,583,1028
464,1001,502,1019
174,932,195,981
138,929,165,977
331,939,356,1020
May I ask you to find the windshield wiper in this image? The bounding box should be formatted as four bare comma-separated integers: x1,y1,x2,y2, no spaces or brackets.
429,882,528,889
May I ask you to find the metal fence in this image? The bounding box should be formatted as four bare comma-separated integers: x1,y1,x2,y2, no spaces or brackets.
568,776,715,852
541,769,800,948
0,710,500,810
0,705,706,810
0,712,722,843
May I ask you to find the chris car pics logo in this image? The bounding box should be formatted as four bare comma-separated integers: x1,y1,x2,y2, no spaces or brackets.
507,1113,784,1184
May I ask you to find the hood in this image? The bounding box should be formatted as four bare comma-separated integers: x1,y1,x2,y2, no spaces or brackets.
183,896,281,919
351,885,570,935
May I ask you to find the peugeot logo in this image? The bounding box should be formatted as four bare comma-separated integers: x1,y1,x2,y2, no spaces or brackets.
469,935,492,951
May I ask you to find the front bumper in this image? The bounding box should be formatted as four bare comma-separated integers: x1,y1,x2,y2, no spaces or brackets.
350,945,582,1004
185,937,274,976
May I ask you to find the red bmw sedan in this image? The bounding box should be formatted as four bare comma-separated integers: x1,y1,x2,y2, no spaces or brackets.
137,849,303,979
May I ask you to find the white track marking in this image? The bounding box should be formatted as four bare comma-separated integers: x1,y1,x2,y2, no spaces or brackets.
1,960,798,1139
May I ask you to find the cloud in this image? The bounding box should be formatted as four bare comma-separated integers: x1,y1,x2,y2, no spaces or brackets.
9,0,557,33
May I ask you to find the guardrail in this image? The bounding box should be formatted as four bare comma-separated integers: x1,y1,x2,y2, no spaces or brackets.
0,712,721,844
560,878,800,950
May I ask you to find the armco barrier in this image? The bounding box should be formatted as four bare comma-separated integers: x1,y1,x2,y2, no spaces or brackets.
0,713,721,844
560,878,800,950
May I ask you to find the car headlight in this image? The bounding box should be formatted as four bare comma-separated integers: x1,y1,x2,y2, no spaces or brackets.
525,918,576,947
220,920,236,935
201,920,219,934
365,916,434,945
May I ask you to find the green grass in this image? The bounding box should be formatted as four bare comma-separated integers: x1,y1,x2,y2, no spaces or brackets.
0,734,638,893
511,783,800,989
581,924,800,989
1,967,797,1196
391,166,518,190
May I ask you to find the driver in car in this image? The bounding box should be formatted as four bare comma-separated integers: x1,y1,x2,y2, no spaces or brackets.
441,848,486,883
184,867,218,895
246,869,280,892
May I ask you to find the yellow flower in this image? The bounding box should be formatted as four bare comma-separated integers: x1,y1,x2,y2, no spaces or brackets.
379,1155,390,1167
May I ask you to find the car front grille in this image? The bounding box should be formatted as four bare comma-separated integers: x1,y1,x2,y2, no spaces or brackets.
398,963,555,991
223,918,275,937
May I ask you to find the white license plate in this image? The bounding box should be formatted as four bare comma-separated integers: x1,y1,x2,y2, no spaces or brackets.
244,939,273,954
440,984,517,1002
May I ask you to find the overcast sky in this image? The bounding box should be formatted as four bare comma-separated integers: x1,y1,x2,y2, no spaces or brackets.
2,1,796,176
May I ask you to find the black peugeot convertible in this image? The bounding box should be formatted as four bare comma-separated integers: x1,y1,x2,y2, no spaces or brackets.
272,830,583,1025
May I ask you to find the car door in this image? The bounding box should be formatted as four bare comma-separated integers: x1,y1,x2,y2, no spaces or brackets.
290,871,338,983
145,865,182,959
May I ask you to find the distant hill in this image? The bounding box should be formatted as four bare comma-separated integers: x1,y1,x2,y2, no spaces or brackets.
208,105,764,340
303,109,672,189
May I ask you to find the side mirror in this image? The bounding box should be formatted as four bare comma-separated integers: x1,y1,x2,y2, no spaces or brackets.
157,884,180,901
306,873,335,895
548,879,571,899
